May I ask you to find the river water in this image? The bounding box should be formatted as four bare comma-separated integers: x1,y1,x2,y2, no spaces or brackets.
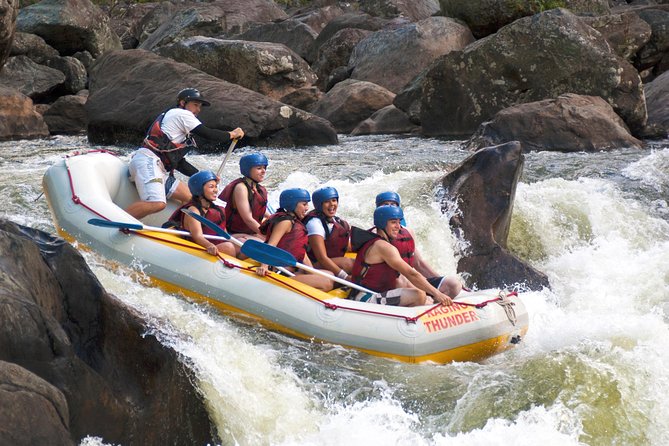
2,134,669,446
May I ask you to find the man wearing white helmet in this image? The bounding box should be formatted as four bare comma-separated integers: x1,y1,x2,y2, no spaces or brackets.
126,87,245,219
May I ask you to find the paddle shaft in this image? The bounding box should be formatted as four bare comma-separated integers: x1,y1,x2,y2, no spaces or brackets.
181,209,295,277
216,138,238,177
291,261,376,295
88,219,231,243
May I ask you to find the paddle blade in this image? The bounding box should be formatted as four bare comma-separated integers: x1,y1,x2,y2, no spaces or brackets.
241,239,297,268
88,218,143,231
181,209,231,239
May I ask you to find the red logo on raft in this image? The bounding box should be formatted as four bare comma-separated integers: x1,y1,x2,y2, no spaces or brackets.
421,303,479,333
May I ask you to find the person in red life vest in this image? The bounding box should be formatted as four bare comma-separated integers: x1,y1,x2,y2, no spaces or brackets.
350,206,453,307
304,186,353,281
126,88,245,219
257,188,333,291
218,152,269,240
167,171,236,257
375,191,462,299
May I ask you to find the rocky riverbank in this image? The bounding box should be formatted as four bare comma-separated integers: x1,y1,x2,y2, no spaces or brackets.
1,0,668,150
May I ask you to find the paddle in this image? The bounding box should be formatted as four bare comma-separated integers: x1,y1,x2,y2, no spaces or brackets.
88,218,230,242
216,138,239,178
241,239,378,296
181,209,295,277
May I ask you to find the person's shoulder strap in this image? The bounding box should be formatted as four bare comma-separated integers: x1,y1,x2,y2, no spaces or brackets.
350,226,378,252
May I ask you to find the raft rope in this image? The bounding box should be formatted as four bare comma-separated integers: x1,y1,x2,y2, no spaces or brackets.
62,150,517,324
496,290,518,326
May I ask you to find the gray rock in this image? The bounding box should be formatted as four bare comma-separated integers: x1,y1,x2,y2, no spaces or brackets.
0,220,218,445
311,78,395,133
86,49,337,148
0,0,19,69
43,94,88,134
645,69,669,131
466,94,643,152
349,17,474,93
359,0,440,21
441,141,550,290
312,28,370,91
0,361,73,446
157,37,316,100
46,55,87,94
10,32,60,64
138,0,287,51
581,12,652,62
438,0,610,38
351,104,419,135
231,19,317,62
0,55,65,101
17,0,122,57
421,9,646,137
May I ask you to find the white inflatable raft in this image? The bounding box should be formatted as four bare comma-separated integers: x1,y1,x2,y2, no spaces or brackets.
42,151,528,364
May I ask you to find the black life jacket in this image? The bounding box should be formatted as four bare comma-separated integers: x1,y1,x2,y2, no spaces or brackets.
142,110,196,172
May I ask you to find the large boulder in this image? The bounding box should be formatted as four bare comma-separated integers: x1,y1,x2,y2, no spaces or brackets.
441,142,549,290
311,78,395,133
291,4,344,35
645,69,669,132
86,49,337,148
45,55,87,95
138,0,287,51
438,0,610,38
17,0,122,57
581,11,652,62
0,0,19,68
0,220,217,445
157,37,316,100
350,104,419,135
0,55,65,102
635,9,669,78
43,92,88,134
421,9,646,137
0,87,49,140
10,31,60,64
349,17,474,93
311,27,371,91
307,12,406,63
466,94,643,152
359,0,440,21
0,361,72,446
231,19,317,62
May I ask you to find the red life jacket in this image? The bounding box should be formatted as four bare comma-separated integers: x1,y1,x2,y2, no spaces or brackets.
167,200,226,236
351,235,399,293
260,211,308,262
142,110,195,172
390,227,415,267
304,210,351,262
218,177,268,234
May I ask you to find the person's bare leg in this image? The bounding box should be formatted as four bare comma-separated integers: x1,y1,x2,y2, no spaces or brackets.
170,182,192,204
294,273,333,291
439,276,463,298
125,201,166,219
